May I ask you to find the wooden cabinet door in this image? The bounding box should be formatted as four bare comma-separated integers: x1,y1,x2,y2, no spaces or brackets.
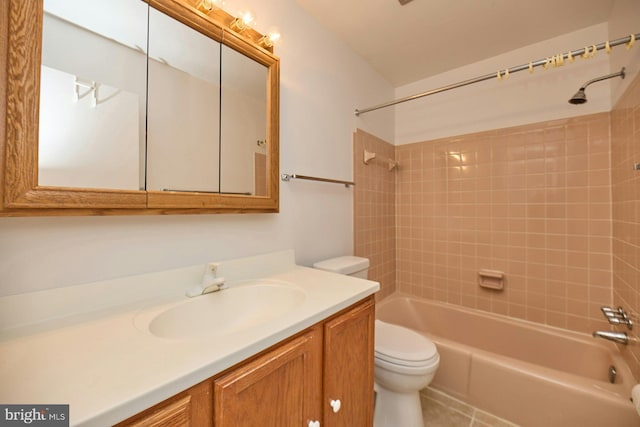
213,326,322,427
323,297,375,427
116,380,212,427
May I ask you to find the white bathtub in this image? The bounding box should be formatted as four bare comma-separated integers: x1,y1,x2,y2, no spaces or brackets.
376,295,638,427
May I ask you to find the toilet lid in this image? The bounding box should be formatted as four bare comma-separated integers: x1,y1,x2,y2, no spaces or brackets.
375,320,438,367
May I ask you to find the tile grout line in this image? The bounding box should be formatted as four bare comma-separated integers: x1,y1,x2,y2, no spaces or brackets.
469,408,477,427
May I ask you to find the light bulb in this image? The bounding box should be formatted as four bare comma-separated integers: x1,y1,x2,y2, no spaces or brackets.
196,0,221,13
230,10,255,32
268,32,280,44
259,31,281,48
241,11,254,25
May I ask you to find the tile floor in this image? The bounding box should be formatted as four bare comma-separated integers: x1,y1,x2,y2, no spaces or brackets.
421,387,520,427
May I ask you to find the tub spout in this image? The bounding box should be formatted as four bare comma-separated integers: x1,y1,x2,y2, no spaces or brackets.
592,330,628,345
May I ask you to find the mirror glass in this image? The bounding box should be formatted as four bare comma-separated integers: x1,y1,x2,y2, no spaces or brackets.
220,45,268,196
33,0,274,205
38,0,148,190
146,8,222,193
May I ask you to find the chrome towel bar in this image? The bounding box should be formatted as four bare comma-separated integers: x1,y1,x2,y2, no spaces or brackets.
281,173,354,188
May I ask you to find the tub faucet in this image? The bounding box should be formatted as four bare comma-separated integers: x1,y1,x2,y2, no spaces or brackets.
185,263,227,298
592,330,629,345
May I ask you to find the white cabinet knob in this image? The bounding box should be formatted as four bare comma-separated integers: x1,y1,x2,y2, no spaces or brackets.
330,399,341,413
308,421,320,427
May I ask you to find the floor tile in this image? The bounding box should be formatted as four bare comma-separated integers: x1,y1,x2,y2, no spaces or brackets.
422,396,473,427
420,387,520,427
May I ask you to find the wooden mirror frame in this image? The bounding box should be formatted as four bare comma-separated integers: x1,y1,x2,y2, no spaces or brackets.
0,0,279,216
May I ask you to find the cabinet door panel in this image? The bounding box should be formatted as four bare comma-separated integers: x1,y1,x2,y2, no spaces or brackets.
324,298,375,427
117,379,212,427
126,396,190,427
214,327,322,427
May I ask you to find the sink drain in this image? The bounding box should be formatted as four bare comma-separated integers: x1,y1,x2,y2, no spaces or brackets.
609,365,617,384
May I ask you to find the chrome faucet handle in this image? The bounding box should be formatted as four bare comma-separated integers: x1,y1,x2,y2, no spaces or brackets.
623,314,634,330
600,306,633,330
601,306,623,316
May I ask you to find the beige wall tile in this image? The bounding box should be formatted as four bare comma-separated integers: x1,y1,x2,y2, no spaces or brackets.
353,72,640,381
611,72,640,381
353,129,397,301
393,110,613,332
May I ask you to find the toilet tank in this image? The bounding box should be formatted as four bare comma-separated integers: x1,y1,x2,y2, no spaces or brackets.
313,256,370,279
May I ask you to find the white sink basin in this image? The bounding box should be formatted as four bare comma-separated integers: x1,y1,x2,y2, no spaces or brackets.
134,280,306,340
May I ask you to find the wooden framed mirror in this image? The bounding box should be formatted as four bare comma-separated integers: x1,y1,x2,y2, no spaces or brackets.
0,0,279,216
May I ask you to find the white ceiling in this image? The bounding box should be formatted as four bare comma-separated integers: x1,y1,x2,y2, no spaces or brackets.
295,0,617,86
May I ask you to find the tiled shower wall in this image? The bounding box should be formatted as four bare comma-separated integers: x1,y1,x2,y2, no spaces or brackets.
354,129,396,301
611,72,640,379
394,113,613,334
354,72,640,377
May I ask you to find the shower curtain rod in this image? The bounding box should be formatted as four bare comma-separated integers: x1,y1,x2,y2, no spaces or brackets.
355,32,639,116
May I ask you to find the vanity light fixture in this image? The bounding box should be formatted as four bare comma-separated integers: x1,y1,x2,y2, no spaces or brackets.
193,2,280,50
195,0,222,13
259,31,281,48
230,10,255,32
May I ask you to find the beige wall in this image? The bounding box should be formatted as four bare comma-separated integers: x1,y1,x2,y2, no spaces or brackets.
608,0,640,104
611,72,640,379
394,112,613,334
354,130,396,301
394,24,611,144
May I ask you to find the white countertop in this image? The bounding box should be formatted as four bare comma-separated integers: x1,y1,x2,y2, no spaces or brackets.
0,250,379,426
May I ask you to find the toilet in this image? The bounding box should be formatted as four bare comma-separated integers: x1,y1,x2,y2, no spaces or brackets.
313,256,440,427
373,320,439,427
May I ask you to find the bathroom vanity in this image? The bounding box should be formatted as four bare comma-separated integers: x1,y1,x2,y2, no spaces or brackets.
117,297,374,427
0,251,378,426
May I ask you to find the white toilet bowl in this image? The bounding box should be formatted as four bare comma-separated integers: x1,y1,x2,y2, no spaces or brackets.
374,320,439,427
311,256,439,427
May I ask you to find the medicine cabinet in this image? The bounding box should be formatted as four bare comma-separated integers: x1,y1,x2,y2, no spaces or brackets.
1,0,279,215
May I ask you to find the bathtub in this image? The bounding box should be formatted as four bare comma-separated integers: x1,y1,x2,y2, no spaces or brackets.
376,295,639,427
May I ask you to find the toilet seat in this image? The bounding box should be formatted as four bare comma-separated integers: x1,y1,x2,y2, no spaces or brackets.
375,320,438,367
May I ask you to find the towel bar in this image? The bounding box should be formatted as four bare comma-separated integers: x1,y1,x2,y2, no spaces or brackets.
281,173,354,188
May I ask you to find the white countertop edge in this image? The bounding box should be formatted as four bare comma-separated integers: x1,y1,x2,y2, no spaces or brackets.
85,285,378,427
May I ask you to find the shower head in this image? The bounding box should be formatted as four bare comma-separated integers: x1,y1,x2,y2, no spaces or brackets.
568,89,587,105
568,67,625,105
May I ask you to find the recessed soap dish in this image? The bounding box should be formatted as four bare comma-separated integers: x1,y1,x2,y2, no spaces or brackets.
478,269,505,290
